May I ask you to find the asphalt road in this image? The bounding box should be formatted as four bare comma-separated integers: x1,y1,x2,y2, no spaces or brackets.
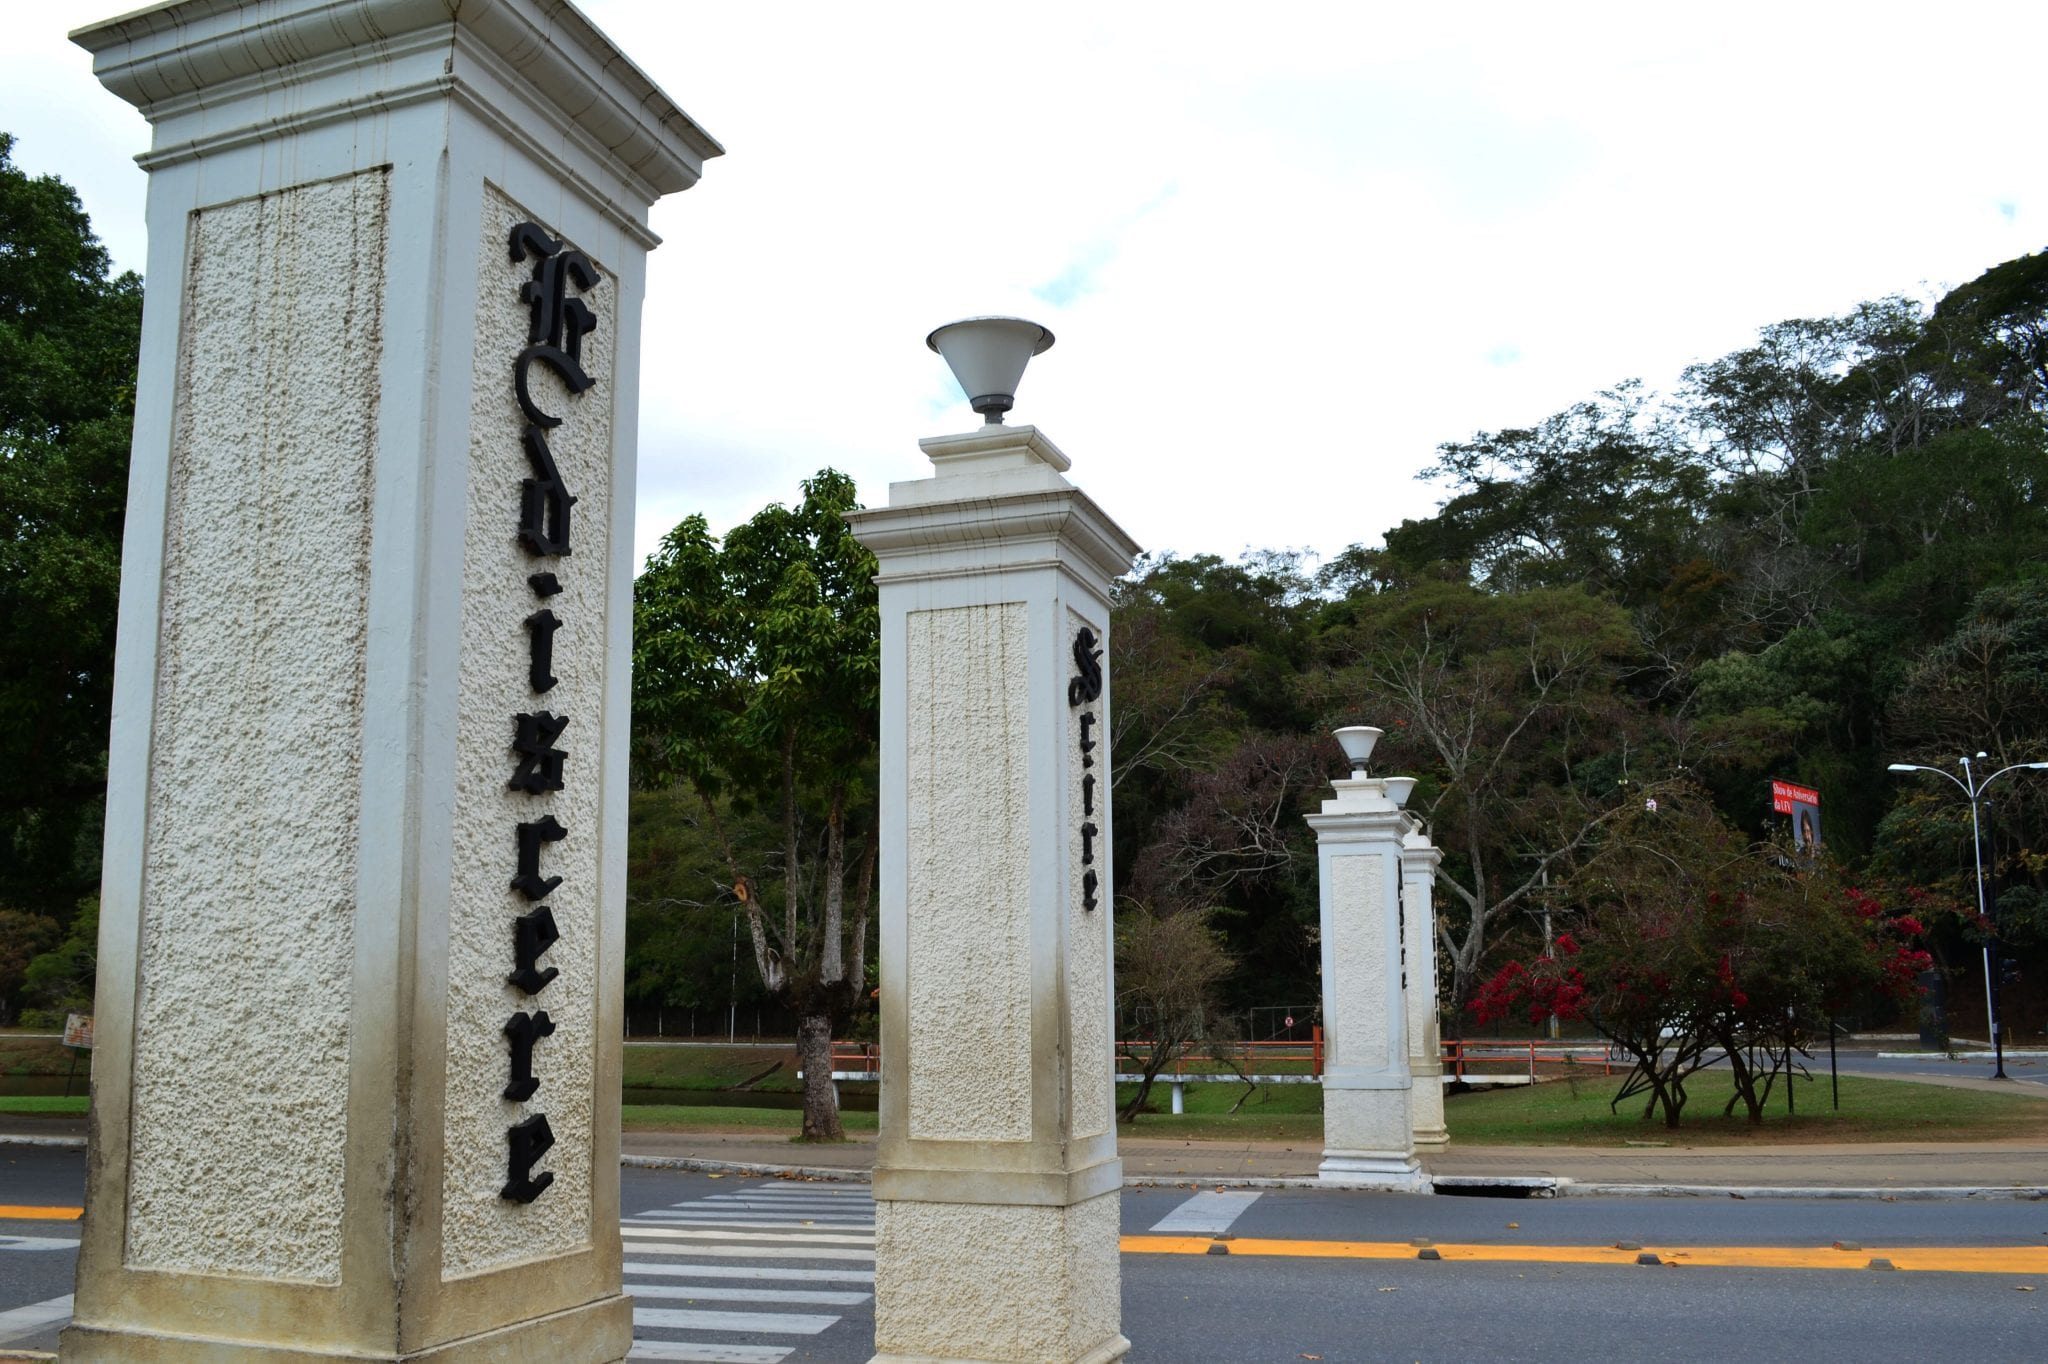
6,1152,2047,1361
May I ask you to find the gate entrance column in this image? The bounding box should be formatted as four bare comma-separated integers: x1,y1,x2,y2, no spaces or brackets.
1309,729,1430,1191
66,3,718,1358
848,360,1140,1362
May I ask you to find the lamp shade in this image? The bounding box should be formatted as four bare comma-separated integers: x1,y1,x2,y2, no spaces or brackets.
1333,726,1382,774
1383,776,1417,809
927,316,1054,423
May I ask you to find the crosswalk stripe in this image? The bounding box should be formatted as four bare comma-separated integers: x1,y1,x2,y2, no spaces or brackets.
1149,1190,1262,1236
629,1283,870,1306
633,1307,837,1334
621,1242,874,1261
0,1235,83,1252
624,1262,874,1283
0,1293,73,1345
624,1228,873,1245
627,1220,873,1234
661,1206,873,1217
626,1343,791,1363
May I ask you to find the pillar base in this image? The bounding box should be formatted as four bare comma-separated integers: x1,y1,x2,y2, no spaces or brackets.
1414,1127,1451,1146
870,1334,1131,1364
61,1293,633,1364
1318,1152,1434,1193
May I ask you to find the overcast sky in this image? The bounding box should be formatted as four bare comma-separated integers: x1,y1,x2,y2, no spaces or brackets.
8,2,2046,570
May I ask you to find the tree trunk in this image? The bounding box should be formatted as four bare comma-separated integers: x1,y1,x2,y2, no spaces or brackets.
796,1011,844,1142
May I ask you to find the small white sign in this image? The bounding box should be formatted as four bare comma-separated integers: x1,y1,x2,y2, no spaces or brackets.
63,1013,95,1050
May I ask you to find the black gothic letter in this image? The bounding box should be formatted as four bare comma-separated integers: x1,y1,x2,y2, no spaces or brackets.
509,906,561,995
502,1113,555,1203
513,814,568,900
525,608,561,693
509,712,570,793
1083,868,1099,912
1067,627,1104,706
1080,821,1098,866
503,1009,556,1102
518,427,577,557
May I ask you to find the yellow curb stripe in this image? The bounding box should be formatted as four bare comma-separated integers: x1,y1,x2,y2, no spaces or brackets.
1118,1236,2048,1275
0,1206,80,1221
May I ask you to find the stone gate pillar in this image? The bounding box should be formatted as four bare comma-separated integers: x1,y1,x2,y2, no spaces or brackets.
1402,821,1449,1146
1309,769,1429,1191
847,419,1140,1364
66,3,718,1359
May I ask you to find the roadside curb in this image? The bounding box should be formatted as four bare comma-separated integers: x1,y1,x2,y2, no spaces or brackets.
19,1139,2045,1202
619,1154,2048,1202
621,1154,870,1182
1566,1182,2048,1200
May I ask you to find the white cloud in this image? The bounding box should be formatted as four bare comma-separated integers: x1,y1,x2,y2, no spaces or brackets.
9,0,2046,568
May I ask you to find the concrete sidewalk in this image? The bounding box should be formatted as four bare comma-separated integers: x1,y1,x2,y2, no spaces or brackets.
617,1127,2048,1194
7,1115,2044,1195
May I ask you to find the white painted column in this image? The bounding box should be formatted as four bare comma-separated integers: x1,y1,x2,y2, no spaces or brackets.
66,4,718,1360
848,424,1140,1364
1402,821,1449,1146
1309,779,1429,1191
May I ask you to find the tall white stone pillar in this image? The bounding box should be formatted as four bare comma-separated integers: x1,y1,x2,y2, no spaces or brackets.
1309,770,1429,1191
1402,821,1449,1146
67,4,718,1359
847,420,1140,1364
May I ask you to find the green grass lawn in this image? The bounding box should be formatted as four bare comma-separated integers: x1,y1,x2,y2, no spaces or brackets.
621,1043,805,1092
1444,1069,2048,1146
0,1096,88,1115
17,1061,2045,1148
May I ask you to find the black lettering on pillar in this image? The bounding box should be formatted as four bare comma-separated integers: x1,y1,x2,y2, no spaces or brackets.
525,608,561,693
508,906,561,995
501,223,600,1206
502,1010,556,1102
509,712,569,793
512,815,568,900
502,1113,556,1204
1069,626,1104,912
517,428,577,557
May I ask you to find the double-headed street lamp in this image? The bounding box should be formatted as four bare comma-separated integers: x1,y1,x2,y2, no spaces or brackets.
1886,755,2048,1079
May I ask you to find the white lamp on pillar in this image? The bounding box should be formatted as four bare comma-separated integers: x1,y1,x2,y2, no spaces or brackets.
927,316,1054,424
1383,776,1418,808
1334,726,1383,777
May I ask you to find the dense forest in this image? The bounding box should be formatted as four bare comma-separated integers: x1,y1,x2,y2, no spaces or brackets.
2,129,2043,1056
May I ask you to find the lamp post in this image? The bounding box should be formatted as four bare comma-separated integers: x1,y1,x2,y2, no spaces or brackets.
1887,755,2048,1080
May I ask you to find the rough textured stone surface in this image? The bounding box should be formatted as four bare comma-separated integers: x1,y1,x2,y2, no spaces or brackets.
904,603,1033,1144
441,185,611,1276
1067,609,1114,1141
873,1191,1121,1362
1328,852,1388,1072
1325,1085,1414,1154
127,169,389,1282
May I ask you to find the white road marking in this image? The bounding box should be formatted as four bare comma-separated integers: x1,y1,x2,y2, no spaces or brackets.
624,1227,873,1245
633,1307,836,1335
624,1261,874,1283
1149,1190,1262,1236
629,1283,870,1306
622,1242,874,1261
627,1343,791,1363
0,1235,82,1251
630,1212,872,1220
0,1293,73,1345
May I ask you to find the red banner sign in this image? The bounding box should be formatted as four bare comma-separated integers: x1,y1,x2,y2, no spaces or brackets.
1770,779,1820,815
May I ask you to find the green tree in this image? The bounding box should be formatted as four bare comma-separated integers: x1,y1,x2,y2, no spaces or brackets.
632,470,879,1139
1319,580,1673,1017
0,133,142,918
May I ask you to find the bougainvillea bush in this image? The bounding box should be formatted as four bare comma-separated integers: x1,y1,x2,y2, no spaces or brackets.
1472,786,1930,1127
